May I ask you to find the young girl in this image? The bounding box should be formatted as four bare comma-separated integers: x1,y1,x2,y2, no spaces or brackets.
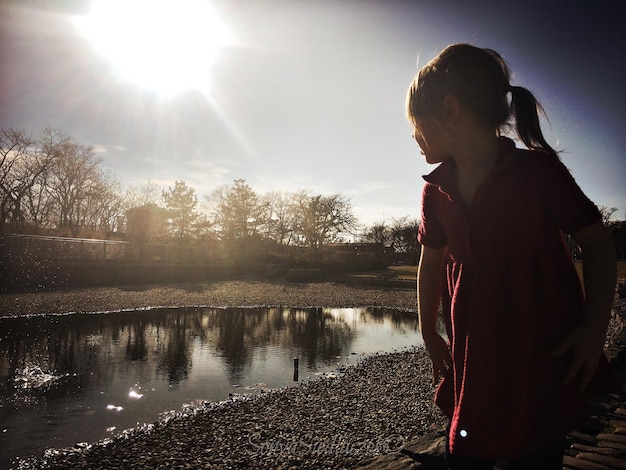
407,44,620,468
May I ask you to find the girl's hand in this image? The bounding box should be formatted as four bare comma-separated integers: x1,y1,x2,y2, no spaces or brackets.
552,323,606,391
423,332,453,385
558,221,616,391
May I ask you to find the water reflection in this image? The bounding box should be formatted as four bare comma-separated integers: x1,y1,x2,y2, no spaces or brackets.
0,306,419,468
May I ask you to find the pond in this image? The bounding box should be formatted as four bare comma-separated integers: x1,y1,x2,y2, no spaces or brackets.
0,306,421,468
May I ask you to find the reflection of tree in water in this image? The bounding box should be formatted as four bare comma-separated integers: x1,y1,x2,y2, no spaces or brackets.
212,308,264,383
156,311,194,385
289,308,354,368
366,307,417,334
209,307,356,380
125,318,148,361
0,306,412,405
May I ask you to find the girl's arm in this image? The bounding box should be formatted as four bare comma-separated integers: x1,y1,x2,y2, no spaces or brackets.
418,245,452,384
552,220,617,390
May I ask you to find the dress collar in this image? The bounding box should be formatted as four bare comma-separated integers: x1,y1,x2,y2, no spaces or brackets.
422,136,516,195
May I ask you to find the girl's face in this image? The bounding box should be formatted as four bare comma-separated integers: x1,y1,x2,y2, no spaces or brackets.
411,119,451,164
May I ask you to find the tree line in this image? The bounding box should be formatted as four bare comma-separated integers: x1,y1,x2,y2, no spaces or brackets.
0,128,420,257
3,128,623,263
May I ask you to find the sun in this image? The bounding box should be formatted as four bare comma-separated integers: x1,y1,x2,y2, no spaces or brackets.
76,0,232,95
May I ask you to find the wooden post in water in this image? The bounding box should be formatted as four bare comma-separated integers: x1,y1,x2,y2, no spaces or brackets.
293,357,299,382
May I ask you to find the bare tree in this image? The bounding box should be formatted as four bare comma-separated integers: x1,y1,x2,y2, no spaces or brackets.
46,139,105,235
598,206,618,226
292,191,358,250
79,169,124,234
0,128,68,226
362,221,391,246
261,190,297,245
123,180,163,212
23,168,55,229
389,217,420,264
361,217,420,264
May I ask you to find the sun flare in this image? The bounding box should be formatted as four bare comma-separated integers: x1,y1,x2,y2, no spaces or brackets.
77,0,232,95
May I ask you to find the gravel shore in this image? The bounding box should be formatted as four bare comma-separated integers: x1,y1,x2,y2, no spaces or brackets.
0,279,418,318
4,279,625,469
19,349,446,469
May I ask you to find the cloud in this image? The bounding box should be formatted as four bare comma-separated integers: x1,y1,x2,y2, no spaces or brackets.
188,157,230,177
346,181,395,197
91,143,127,154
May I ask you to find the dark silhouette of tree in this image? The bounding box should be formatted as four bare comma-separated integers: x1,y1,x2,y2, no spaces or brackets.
599,206,618,227
162,180,198,238
362,222,391,246
392,218,419,264
389,217,419,258
362,217,420,264
608,220,626,259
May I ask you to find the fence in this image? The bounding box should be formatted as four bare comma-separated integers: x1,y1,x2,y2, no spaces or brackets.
0,234,247,292
1,234,128,261
0,234,224,263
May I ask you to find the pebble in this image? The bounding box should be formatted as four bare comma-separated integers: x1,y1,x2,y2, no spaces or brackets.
17,348,446,469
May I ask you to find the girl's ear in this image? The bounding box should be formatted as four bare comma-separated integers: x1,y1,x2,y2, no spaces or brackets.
442,94,461,121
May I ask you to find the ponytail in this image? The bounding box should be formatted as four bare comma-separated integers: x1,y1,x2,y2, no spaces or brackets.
407,44,560,159
509,86,559,159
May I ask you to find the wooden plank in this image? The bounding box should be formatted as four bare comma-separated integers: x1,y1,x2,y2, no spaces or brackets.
577,452,626,470
562,455,612,470
569,431,599,446
597,440,626,452
571,443,621,456
596,433,626,444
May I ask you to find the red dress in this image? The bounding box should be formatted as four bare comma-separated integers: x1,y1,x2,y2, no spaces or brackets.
417,137,621,459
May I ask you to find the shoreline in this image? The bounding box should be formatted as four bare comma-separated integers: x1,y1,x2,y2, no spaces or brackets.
0,279,418,318
18,348,448,470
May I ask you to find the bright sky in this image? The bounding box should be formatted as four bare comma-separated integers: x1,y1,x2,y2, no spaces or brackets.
1,0,624,226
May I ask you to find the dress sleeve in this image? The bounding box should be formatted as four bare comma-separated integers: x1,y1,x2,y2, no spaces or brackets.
418,183,448,248
537,153,602,234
